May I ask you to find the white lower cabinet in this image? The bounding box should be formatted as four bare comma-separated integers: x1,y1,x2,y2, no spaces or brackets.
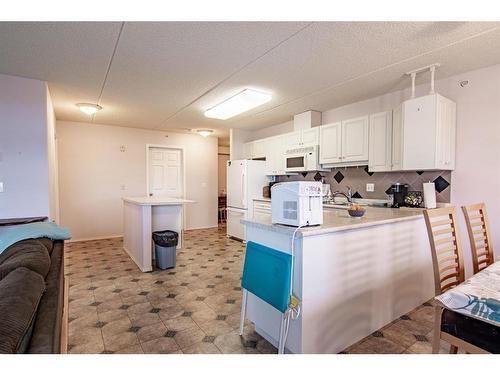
368,111,393,172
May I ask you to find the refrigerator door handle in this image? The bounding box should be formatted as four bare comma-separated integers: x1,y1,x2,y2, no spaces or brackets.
241,173,246,206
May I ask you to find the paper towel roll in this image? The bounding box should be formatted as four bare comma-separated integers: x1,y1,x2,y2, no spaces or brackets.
423,182,437,209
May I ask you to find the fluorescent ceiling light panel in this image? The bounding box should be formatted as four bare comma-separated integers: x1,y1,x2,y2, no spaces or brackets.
204,89,272,120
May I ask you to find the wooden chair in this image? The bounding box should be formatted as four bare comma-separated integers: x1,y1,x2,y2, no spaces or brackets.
423,207,465,354
462,203,494,274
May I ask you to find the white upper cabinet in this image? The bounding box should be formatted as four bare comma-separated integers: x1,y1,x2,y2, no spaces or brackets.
243,139,267,160
301,128,320,146
252,139,267,159
320,116,368,166
391,106,403,170
265,136,287,176
285,131,302,149
398,93,456,171
435,95,456,170
341,116,369,162
285,127,319,150
319,122,342,164
243,142,253,160
368,111,393,172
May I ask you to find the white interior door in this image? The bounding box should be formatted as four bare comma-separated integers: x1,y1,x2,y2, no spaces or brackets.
148,147,183,197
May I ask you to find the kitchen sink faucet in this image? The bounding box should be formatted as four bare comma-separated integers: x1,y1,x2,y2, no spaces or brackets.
331,186,352,203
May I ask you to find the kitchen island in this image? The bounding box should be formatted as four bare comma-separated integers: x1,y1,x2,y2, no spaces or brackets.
122,196,194,272
241,207,434,353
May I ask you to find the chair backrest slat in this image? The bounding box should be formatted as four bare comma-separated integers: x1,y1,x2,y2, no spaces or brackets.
423,207,465,295
462,203,494,274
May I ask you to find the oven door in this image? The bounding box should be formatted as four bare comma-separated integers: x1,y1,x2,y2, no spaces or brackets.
285,154,306,172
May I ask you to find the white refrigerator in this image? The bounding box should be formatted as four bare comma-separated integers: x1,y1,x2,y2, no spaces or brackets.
226,159,267,241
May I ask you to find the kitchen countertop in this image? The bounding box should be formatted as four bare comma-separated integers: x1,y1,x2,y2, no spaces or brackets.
242,206,423,237
122,196,195,206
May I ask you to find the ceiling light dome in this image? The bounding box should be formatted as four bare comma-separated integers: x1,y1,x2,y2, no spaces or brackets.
76,103,102,115
197,129,213,137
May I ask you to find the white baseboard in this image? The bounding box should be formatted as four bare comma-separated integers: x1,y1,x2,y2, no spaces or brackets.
67,235,123,243
185,224,219,231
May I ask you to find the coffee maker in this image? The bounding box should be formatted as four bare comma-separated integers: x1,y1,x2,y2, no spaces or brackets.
390,183,408,208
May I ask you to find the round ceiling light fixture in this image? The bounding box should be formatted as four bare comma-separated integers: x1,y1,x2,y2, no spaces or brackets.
76,103,102,115
197,129,213,137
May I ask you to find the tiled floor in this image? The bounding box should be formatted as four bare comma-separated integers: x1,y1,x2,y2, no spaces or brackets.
65,226,448,354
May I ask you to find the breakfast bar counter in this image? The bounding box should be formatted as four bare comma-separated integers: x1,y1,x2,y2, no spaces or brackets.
241,207,434,353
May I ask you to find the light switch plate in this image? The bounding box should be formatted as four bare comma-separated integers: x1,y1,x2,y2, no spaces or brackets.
0,182,3,193
366,183,374,192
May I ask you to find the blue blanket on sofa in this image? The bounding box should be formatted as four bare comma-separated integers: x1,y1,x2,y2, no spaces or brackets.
0,222,71,255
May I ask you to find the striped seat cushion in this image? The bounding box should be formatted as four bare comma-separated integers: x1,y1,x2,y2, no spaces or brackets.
0,267,46,353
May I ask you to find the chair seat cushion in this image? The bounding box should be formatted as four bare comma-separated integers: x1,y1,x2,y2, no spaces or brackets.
0,267,46,353
441,308,500,353
0,239,51,280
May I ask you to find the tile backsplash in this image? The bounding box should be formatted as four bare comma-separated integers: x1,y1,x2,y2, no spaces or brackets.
277,166,451,203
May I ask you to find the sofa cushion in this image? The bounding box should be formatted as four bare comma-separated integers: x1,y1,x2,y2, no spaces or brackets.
28,241,64,353
0,239,51,280
0,267,46,353
34,238,55,256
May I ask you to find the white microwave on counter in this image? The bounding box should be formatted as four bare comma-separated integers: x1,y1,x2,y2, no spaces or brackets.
285,145,325,173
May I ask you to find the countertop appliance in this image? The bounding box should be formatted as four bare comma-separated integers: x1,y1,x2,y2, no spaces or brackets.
271,181,323,227
390,183,408,208
285,145,323,173
226,159,267,241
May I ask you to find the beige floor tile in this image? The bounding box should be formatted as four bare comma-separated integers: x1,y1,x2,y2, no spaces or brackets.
347,336,406,354
198,320,233,337
141,337,180,354
69,337,104,354
115,344,144,354
137,322,168,343
129,312,162,328
174,326,207,349
182,342,221,354
101,316,132,337
164,316,198,332
103,331,139,352
68,325,101,345
213,331,247,354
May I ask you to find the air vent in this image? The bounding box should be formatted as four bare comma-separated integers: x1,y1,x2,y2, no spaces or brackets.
283,201,298,220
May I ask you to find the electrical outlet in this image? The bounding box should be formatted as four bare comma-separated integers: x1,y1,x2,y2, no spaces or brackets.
366,183,375,192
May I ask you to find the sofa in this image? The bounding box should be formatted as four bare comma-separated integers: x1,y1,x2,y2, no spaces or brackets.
0,218,66,354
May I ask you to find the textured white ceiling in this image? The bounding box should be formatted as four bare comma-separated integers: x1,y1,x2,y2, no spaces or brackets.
1,21,500,140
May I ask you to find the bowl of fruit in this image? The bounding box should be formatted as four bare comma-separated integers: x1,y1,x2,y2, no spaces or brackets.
348,204,366,218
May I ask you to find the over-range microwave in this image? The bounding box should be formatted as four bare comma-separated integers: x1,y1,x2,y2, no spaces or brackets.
285,145,322,173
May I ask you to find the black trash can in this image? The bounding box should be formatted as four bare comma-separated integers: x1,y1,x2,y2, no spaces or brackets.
152,230,179,270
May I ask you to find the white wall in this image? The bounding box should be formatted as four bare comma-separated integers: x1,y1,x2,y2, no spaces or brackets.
46,87,60,223
229,128,251,160
57,121,218,240
0,74,55,219
242,63,500,274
